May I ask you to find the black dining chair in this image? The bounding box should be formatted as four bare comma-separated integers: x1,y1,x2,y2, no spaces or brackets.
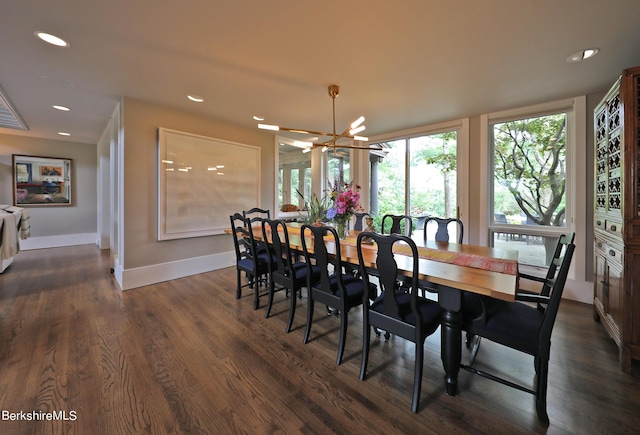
243,207,271,221
516,232,575,304
460,241,575,424
244,208,271,253
229,213,273,310
420,216,464,294
301,224,366,365
466,232,577,360
381,214,413,237
356,232,442,413
423,216,464,244
466,232,577,352
262,219,320,333
353,212,371,231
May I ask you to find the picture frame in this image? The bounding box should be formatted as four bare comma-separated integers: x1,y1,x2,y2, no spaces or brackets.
12,154,72,206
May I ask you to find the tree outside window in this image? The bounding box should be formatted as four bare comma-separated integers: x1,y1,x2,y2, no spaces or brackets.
490,112,568,266
492,113,567,228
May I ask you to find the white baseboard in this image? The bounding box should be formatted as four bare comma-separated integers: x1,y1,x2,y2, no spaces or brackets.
563,278,593,305
118,251,235,291
19,233,98,250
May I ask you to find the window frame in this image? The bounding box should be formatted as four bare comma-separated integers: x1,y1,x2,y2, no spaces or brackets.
274,136,312,217
365,118,469,237
479,96,586,276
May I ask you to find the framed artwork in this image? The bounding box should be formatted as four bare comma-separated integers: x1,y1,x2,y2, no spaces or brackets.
12,154,72,206
157,128,260,240
40,166,63,176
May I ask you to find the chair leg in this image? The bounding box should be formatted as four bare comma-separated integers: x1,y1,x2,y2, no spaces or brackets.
336,310,347,365
264,277,275,318
360,323,371,381
535,357,550,424
303,296,314,344
253,279,260,310
285,286,297,333
412,338,425,413
467,334,481,366
235,270,242,299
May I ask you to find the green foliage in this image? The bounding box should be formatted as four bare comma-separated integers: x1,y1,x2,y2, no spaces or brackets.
373,133,458,230
296,189,328,224
493,114,567,226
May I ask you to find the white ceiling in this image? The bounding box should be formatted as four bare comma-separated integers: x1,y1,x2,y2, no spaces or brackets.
1,0,639,145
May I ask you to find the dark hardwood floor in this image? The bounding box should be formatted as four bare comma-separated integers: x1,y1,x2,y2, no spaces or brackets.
0,245,639,434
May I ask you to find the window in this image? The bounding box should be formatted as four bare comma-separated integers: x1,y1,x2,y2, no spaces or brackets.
326,147,351,184
277,140,311,211
376,139,406,217
368,120,468,235
486,99,578,267
409,132,458,220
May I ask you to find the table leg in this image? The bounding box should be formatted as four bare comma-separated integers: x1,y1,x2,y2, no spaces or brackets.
437,285,462,396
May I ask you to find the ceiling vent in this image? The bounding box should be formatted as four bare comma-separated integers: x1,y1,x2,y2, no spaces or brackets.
0,84,28,131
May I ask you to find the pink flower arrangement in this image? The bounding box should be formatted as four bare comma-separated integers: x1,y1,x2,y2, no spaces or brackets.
326,178,362,222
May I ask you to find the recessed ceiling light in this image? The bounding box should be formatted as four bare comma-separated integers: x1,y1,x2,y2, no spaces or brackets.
53,105,70,111
188,95,204,103
566,48,600,63
253,115,265,121
34,31,70,47
58,131,71,136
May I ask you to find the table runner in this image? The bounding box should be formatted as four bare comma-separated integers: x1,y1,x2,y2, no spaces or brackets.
338,234,518,275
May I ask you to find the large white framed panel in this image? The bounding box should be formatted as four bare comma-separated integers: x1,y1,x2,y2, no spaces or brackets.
158,128,260,240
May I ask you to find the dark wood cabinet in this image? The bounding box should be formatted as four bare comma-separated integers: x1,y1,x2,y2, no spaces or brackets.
593,66,640,372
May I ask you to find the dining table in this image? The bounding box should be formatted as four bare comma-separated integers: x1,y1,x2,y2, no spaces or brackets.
235,221,519,396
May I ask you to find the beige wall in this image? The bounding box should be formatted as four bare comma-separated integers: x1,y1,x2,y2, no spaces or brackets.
0,133,97,237
121,97,275,270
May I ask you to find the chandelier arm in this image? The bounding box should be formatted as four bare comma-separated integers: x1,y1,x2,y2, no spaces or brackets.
276,126,334,137
334,126,353,142
311,143,382,150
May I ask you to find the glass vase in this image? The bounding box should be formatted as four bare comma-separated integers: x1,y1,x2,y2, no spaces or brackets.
335,219,348,240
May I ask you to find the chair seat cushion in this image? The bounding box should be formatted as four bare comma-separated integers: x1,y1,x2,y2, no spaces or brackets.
462,293,543,356
256,251,278,267
314,274,365,307
237,258,255,273
238,257,269,275
331,273,366,306
291,261,321,286
371,290,441,331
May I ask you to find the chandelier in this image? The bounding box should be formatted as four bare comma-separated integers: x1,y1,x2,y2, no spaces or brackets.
257,85,382,151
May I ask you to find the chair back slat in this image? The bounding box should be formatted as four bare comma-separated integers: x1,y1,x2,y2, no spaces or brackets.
353,212,371,231
262,219,296,278
538,242,575,346
539,232,575,298
243,208,271,227
381,214,413,237
230,213,256,261
357,232,422,323
423,217,464,244
301,224,345,295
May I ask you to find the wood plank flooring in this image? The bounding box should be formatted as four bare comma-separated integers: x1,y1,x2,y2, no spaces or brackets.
0,245,639,434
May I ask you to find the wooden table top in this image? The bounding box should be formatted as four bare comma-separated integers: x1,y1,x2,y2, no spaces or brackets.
231,222,518,302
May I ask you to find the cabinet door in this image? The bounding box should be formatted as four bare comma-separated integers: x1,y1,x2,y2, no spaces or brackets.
607,259,623,337
594,250,608,315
